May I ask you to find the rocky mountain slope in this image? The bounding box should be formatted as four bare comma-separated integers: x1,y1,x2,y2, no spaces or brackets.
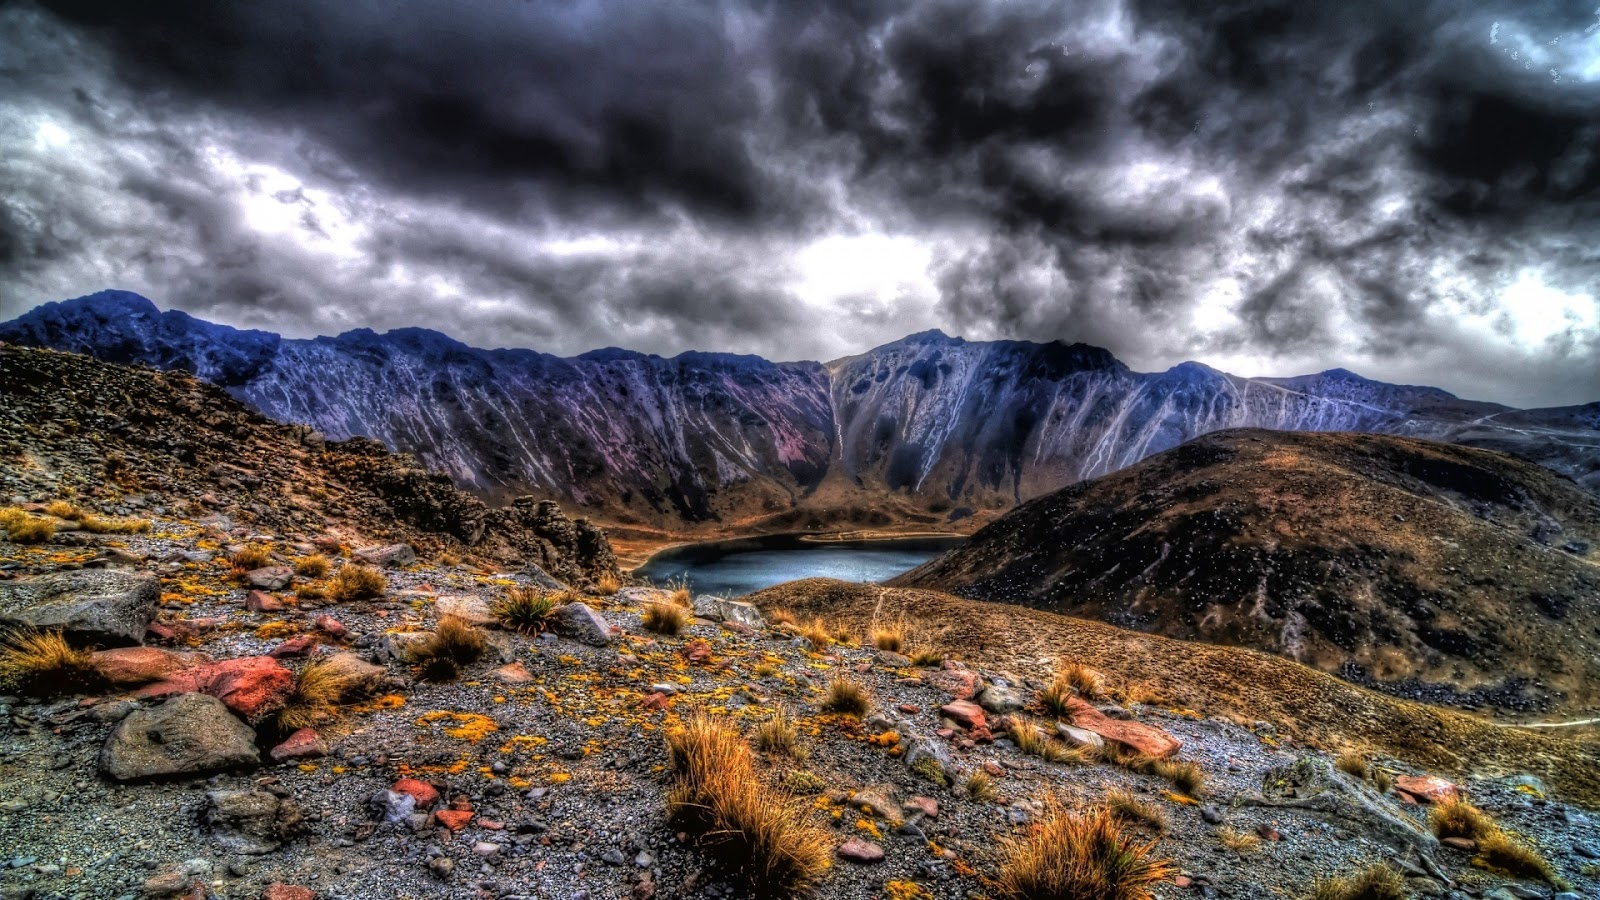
897,430,1600,717
7,291,1600,531
0,343,619,585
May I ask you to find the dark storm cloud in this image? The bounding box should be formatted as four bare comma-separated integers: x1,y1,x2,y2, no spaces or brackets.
2,0,1600,405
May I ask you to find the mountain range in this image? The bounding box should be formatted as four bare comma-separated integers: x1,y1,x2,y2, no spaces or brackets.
6,290,1600,529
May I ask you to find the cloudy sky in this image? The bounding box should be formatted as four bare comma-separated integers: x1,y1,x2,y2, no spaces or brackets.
3,1,1599,407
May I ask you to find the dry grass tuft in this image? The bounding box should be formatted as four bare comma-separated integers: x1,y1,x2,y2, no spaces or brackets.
966,770,999,803
831,622,856,645
753,708,802,758
1060,662,1106,700
296,582,327,602
820,677,870,716
408,615,486,681
0,630,99,694
665,712,832,896
1334,751,1369,780
276,656,369,731
1306,864,1408,900
595,572,621,595
1109,748,1205,797
643,600,691,635
1218,827,1261,853
230,544,274,571
799,617,832,650
1430,800,1495,841
1,508,55,544
293,554,332,578
494,588,558,633
909,647,944,667
1103,789,1166,834
1011,717,1096,766
667,578,694,609
1474,830,1557,882
1040,675,1075,718
870,622,906,653
995,801,1175,900
327,564,387,602
767,607,796,627
79,514,151,534
44,500,82,520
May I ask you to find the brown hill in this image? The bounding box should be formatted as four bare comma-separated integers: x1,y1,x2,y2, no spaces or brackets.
747,578,1600,803
0,344,618,585
895,429,1600,717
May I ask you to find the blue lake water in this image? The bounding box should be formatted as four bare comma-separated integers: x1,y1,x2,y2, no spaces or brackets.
634,534,965,598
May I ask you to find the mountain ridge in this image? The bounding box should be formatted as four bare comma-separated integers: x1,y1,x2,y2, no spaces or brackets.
6,290,1600,529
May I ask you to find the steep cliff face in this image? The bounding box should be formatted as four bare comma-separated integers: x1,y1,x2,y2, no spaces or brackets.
5,291,1598,526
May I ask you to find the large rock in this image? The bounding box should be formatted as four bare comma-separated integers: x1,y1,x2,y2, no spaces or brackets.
548,602,614,646
90,647,209,687
0,570,159,646
691,596,766,629
522,564,567,592
100,693,260,781
135,656,294,725
203,790,305,854
316,651,386,698
1065,697,1181,759
245,567,294,591
977,684,1025,714
435,594,497,628
354,544,416,568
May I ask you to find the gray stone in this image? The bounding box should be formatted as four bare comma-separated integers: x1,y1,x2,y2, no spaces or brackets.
244,567,294,591
874,650,912,667
0,570,160,646
100,694,259,781
202,790,304,854
977,685,1025,714
354,544,416,568
548,602,614,646
435,595,497,627
521,564,566,592
690,596,765,629
1056,723,1106,753
369,790,416,824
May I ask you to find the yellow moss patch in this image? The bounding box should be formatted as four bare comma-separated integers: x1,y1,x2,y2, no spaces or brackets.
255,622,296,639
416,711,499,742
886,881,935,900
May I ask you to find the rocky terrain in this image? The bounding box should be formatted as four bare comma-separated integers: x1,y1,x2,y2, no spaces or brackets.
898,430,1600,717
7,292,1600,534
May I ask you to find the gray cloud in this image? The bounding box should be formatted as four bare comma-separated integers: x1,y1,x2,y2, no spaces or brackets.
2,0,1599,406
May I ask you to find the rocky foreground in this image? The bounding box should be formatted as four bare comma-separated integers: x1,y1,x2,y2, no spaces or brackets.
1,510,1598,900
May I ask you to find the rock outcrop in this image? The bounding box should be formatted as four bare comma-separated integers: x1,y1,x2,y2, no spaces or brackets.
0,570,160,646
99,693,260,781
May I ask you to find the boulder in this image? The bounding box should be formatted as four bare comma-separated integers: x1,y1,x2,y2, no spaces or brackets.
522,564,567,592
315,651,385,698
691,596,766,629
269,728,328,762
1056,723,1106,753
203,790,305,854
354,544,416,568
435,594,497,628
100,693,259,781
925,667,981,701
368,789,415,824
1065,697,1181,759
548,602,614,646
90,647,208,687
136,656,294,724
939,700,988,731
392,777,440,809
245,590,284,613
977,685,1026,714
245,567,294,591
1393,775,1460,805
836,837,885,863
0,570,160,646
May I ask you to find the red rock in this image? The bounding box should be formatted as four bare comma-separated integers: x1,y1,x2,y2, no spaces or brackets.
268,634,318,658
246,590,284,613
270,728,328,761
836,837,884,863
935,727,955,739
926,668,980,700
314,616,348,639
263,884,315,900
479,819,504,830
681,640,713,665
939,699,986,729
136,656,295,724
983,761,1005,776
1441,836,1476,852
640,692,670,712
489,662,534,684
145,622,178,642
897,704,920,714
907,796,939,818
1256,825,1281,841
392,778,441,809
1064,698,1181,759
1392,775,1459,805
90,647,208,687
1174,875,1193,888
435,809,473,831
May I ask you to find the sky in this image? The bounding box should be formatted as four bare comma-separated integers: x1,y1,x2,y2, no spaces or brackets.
2,1,1600,408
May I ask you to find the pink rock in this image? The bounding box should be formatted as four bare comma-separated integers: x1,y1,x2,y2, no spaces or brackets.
263,885,315,900
90,647,208,687
926,668,980,700
1393,775,1460,805
268,634,318,658
1065,698,1181,759
836,837,884,863
640,692,670,712
897,703,920,714
939,700,987,730
270,728,329,761
245,590,284,613
907,796,939,819
489,662,534,684
314,616,347,639
136,656,294,724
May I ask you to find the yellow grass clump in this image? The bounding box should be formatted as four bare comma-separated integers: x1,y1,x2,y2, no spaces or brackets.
994,801,1175,900
1,507,55,544
0,630,99,694
408,615,486,681
820,676,870,716
595,572,621,595
870,621,906,653
753,708,802,758
276,656,372,731
230,544,274,572
493,587,559,633
665,712,832,896
1306,864,1408,900
327,564,387,602
293,554,332,578
643,600,690,635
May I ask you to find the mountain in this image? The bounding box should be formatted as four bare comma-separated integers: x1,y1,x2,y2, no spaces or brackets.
6,290,1600,529
896,429,1600,716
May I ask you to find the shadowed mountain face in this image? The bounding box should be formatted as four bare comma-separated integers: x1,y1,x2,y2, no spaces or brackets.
897,429,1600,716
5,291,1600,528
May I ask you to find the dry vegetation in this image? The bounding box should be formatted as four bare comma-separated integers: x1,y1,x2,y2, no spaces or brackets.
1,507,55,544
594,571,621,595
493,588,559,633
643,600,690,635
408,616,486,682
665,712,831,896
869,621,905,653
277,656,370,731
994,801,1174,900
293,554,332,578
328,564,387,602
229,544,274,572
0,630,99,694
965,770,998,803
1306,864,1407,900
1103,789,1166,834
1010,717,1095,766
753,708,802,759
820,677,870,716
